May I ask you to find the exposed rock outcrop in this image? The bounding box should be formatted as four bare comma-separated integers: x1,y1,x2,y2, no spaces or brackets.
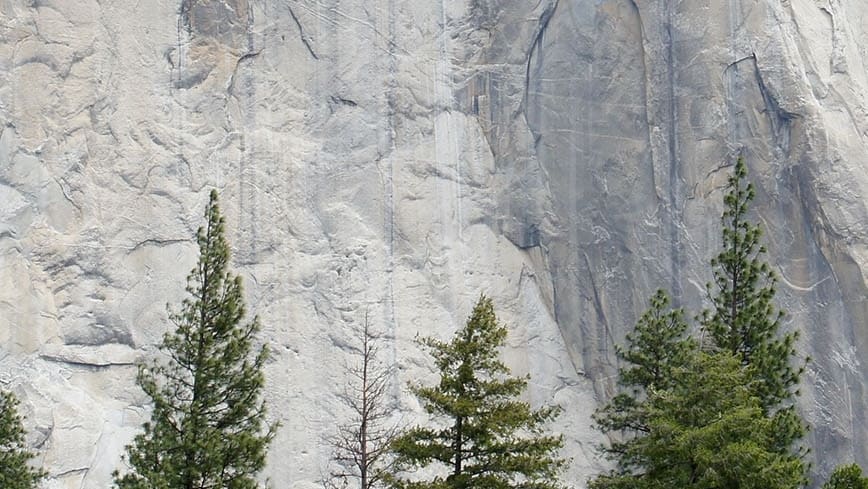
1,0,866,487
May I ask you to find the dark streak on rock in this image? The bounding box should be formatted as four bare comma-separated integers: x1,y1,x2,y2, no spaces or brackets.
54,177,82,212
581,251,612,372
237,50,260,64
38,354,135,370
227,50,261,96
288,5,319,60
522,0,560,126
129,237,189,252
52,467,90,478
329,95,358,107
175,3,188,86
164,47,176,71
662,6,683,301
752,58,800,156
175,66,213,90
724,54,757,73
505,220,541,250
15,54,60,73
725,53,800,156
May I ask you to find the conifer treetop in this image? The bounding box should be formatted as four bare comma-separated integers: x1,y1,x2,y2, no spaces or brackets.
388,295,565,489
0,391,46,489
114,190,277,489
824,464,868,489
702,156,802,410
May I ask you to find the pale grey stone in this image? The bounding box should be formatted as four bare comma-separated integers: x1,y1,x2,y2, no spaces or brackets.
1,0,867,487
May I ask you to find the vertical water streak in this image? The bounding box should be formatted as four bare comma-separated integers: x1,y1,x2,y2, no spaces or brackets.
577,25,592,364
384,0,398,382
442,2,462,250
725,0,742,143
239,2,257,259
664,0,683,302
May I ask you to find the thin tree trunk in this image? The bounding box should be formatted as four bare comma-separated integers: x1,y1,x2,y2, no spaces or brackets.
454,415,463,476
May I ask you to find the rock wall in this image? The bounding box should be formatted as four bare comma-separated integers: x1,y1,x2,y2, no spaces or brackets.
1,0,867,487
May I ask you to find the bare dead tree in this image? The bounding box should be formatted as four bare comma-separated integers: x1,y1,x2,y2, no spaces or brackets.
327,311,399,489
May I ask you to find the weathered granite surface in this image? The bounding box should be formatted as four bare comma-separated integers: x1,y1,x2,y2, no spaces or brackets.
1,0,867,487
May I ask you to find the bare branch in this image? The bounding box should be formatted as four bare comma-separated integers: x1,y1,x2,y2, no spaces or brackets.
325,309,401,489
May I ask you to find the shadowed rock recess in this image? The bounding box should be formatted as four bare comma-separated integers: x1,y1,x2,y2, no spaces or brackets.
1,0,867,487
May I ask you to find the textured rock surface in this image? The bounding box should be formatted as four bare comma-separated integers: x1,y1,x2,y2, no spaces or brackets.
1,0,867,487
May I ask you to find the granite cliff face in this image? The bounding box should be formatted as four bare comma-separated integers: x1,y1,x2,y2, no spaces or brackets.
1,0,867,487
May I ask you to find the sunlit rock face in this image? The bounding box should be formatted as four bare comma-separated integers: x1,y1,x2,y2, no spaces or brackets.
1,0,867,487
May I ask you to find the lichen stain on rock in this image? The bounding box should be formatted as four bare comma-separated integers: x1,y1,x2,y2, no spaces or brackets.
174,0,254,90
181,0,251,50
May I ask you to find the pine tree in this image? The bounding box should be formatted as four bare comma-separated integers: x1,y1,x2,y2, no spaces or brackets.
592,351,805,489
590,160,809,489
387,295,565,489
114,190,277,489
614,290,695,393
699,157,807,474
0,391,45,489
824,464,868,489
591,293,807,489
701,156,802,410
590,290,695,485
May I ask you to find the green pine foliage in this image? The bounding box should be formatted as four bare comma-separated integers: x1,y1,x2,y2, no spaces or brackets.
824,464,868,489
592,290,694,467
114,190,277,489
615,290,694,392
699,157,807,471
0,391,45,489
591,159,809,489
592,351,805,489
387,295,565,489
701,157,802,410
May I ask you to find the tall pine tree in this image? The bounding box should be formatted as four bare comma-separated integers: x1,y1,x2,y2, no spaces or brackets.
114,190,277,489
590,290,695,486
701,156,802,410
590,160,808,489
0,391,45,489
699,157,807,471
387,295,565,489
590,292,806,489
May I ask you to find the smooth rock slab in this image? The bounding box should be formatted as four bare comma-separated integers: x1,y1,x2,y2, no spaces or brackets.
1,0,867,487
